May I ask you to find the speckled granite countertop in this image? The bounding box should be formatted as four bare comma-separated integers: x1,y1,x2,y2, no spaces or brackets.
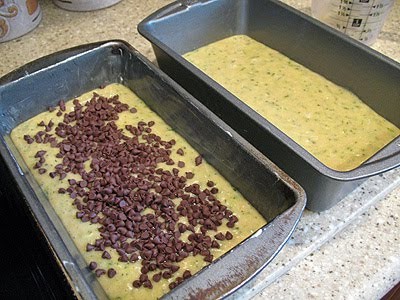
0,0,399,299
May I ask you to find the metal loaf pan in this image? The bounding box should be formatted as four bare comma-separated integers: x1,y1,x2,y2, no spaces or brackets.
138,0,400,211
0,41,305,299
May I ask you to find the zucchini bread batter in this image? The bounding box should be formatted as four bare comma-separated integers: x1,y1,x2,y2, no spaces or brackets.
11,83,266,299
183,35,400,171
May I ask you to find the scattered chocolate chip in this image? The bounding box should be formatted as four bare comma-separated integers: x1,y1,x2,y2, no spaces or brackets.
88,261,97,270
143,280,153,289
107,268,116,278
102,251,111,259
59,100,66,112
211,240,220,249
95,269,106,277
210,187,219,194
152,272,162,282
204,254,213,263
206,180,215,187
185,172,194,179
34,150,47,158
225,231,233,240
214,232,225,241
162,270,172,279
169,282,177,290
129,107,137,113
23,135,34,144
182,270,192,279
195,155,202,166
139,273,148,283
132,280,141,288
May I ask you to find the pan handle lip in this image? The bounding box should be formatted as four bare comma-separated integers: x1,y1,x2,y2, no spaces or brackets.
138,0,211,23
0,39,132,85
162,189,306,300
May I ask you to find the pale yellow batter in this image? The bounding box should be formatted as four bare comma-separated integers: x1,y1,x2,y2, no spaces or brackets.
184,35,400,171
11,83,266,299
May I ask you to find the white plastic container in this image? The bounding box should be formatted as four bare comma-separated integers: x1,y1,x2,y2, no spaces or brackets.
53,0,122,11
311,0,395,45
0,0,42,43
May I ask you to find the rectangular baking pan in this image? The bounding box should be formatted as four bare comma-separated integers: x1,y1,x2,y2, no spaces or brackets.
138,0,400,212
0,40,306,299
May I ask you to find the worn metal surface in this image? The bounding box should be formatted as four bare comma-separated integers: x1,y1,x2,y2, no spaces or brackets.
0,40,306,299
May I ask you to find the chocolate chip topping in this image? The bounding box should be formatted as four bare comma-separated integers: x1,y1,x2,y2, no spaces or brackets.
107,268,117,278
24,91,239,292
95,269,106,277
195,155,202,166
88,261,97,270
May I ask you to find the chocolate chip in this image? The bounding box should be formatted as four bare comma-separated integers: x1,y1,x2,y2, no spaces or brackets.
178,223,187,233
132,280,141,288
169,282,177,290
59,100,66,112
225,231,233,240
211,240,220,248
183,270,192,279
102,251,111,259
162,270,172,279
139,273,148,283
88,261,97,270
141,266,149,274
210,187,219,194
204,254,213,263
176,276,183,284
207,180,215,187
107,268,116,278
34,150,47,158
152,272,162,282
23,135,34,144
195,155,202,166
129,107,137,113
143,280,153,289
95,269,106,277
185,172,194,179
170,265,180,273
214,232,225,241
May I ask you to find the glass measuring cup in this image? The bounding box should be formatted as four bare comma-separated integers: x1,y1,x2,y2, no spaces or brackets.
311,0,395,45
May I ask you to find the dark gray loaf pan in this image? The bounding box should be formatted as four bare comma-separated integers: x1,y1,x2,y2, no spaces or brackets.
138,0,400,212
0,41,305,299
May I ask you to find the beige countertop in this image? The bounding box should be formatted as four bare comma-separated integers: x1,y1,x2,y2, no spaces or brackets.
1,0,399,299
